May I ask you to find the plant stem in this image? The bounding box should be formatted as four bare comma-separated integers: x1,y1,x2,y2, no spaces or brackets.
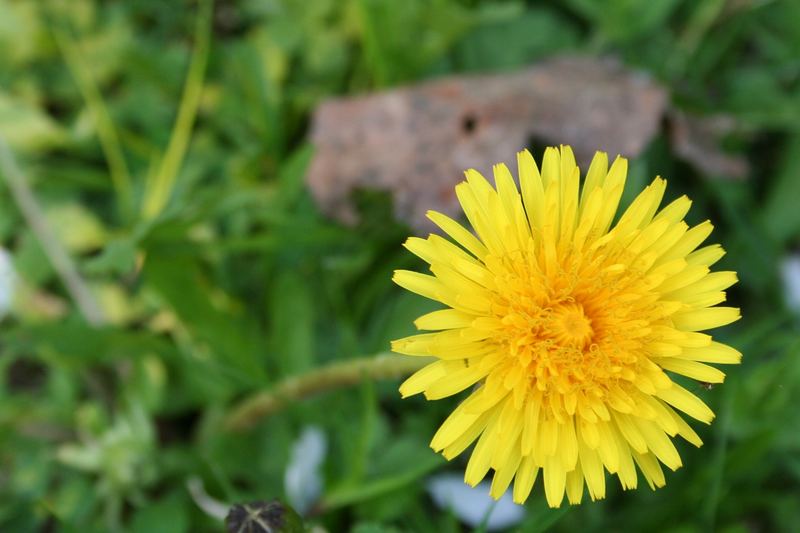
54,29,134,220
0,137,106,326
187,477,229,521
225,354,429,431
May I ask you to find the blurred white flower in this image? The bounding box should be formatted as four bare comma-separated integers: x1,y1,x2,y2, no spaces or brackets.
780,254,800,312
0,247,16,318
427,473,526,531
284,426,327,514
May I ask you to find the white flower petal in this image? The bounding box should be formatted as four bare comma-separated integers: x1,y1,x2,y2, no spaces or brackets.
780,254,800,312
0,248,16,318
284,426,327,514
427,473,526,531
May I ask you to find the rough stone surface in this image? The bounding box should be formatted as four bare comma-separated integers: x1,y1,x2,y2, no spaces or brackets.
307,55,669,232
669,110,749,180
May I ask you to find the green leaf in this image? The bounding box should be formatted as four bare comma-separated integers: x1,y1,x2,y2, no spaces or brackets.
49,476,97,528
566,0,682,44
3,320,177,366
45,203,108,253
275,144,314,210
323,437,444,510
351,523,403,533
356,0,477,85
0,91,66,151
762,134,800,245
268,269,315,377
517,502,572,533
13,230,54,286
363,291,440,354
0,1,48,65
84,238,138,276
455,8,579,72
144,253,266,385
129,493,189,533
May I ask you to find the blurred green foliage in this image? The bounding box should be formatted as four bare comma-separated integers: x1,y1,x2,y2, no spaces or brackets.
0,0,799,531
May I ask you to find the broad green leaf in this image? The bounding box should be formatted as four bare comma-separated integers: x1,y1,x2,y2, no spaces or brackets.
45,204,107,253
763,135,800,245
0,1,48,65
144,254,266,385
455,8,579,72
0,92,66,151
129,493,189,533
356,0,477,85
323,451,444,510
268,269,315,377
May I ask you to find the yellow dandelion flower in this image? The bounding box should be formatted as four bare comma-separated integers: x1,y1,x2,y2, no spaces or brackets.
392,146,741,507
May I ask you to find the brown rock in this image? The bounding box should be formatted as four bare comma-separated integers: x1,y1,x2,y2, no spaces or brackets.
307,55,668,232
669,110,749,180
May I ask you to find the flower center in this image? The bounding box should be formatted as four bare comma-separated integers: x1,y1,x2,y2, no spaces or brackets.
482,247,662,400
550,302,593,349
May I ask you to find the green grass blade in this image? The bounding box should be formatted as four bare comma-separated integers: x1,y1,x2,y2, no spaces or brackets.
141,0,213,220
53,29,134,220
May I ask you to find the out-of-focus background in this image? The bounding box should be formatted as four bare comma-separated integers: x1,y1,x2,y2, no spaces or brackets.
1,1,799,531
